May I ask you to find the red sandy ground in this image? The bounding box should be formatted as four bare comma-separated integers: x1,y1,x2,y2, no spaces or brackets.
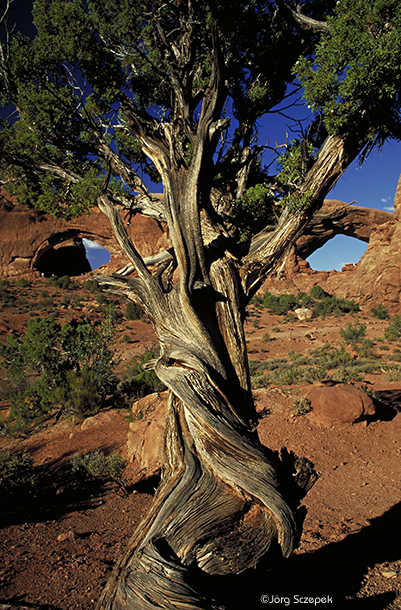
0,281,400,609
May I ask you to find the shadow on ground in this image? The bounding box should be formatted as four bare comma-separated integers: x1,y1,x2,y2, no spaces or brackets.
197,501,401,610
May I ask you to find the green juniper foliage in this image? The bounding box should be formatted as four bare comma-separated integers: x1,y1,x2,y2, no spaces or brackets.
0,0,399,235
0,316,117,429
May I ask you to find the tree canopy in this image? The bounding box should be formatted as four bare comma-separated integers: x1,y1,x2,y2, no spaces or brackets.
1,0,399,235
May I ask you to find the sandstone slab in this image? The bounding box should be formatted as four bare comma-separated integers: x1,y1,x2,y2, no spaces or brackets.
127,392,168,479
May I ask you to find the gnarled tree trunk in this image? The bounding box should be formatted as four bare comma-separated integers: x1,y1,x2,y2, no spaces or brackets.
95,133,357,610
96,256,297,610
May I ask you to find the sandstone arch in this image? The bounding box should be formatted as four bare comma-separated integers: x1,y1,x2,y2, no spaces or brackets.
2,187,401,309
264,181,401,311
0,189,169,278
296,200,393,259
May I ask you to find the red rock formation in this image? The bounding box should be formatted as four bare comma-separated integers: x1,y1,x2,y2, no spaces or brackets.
2,177,401,311
126,392,168,481
0,189,169,278
263,177,401,311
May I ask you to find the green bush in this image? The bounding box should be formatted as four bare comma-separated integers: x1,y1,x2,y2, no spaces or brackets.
384,367,401,382
71,450,125,482
82,278,101,293
313,295,359,318
120,350,166,399
0,281,16,308
125,301,143,320
48,275,74,290
310,285,327,299
263,291,298,315
371,303,389,320
0,450,40,498
102,303,120,325
0,316,117,431
340,321,366,343
384,316,401,341
271,363,327,385
290,396,312,416
262,288,359,319
16,278,30,288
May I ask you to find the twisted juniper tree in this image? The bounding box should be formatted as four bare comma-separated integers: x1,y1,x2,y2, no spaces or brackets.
1,0,401,607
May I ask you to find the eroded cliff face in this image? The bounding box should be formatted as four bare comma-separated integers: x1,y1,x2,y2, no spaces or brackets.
1,180,401,310
0,190,169,278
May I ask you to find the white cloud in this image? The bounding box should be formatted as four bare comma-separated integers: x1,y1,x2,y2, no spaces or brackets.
381,197,390,203
83,238,105,251
383,205,395,212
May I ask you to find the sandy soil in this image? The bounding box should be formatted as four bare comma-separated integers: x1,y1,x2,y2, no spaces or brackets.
0,281,401,610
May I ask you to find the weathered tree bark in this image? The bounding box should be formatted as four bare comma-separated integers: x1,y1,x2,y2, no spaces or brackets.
96,252,298,610
95,131,359,610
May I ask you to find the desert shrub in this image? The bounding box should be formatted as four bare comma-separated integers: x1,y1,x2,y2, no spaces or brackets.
125,301,143,320
384,316,401,341
0,449,40,498
298,292,315,308
0,316,117,431
250,294,263,307
340,321,366,343
262,287,358,319
262,333,270,342
102,303,120,325
263,291,298,315
36,297,54,312
16,278,30,288
309,344,352,368
310,285,327,299
290,396,311,416
384,367,401,382
371,303,389,320
330,366,364,383
0,282,15,308
96,292,107,304
356,339,379,360
82,278,101,293
271,364,327,385
313,295,359,318
71,450,125,483
48,275,75,290
122,334,131,343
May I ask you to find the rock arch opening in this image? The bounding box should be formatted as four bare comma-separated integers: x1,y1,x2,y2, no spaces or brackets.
82,239,111,271
306,234,368,272
35,237,92,277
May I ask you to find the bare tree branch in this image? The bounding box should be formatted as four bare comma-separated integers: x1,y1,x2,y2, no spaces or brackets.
275,0,330,34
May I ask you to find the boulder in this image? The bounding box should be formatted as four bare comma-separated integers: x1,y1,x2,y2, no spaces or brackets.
126,392,168,479
294,307,313,321
303,380,376,427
